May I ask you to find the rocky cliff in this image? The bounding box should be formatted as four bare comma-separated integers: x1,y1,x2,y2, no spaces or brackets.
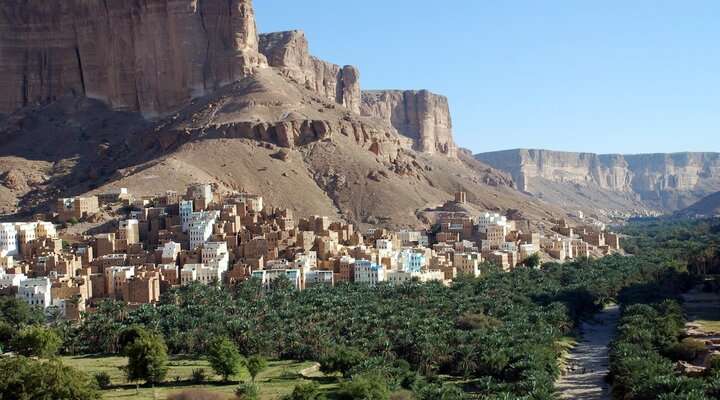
259,30,361,114
361,90,457,157
0,0,266,117
476,149,720,212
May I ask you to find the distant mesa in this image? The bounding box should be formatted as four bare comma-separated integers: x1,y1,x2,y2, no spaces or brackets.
476,149,720,214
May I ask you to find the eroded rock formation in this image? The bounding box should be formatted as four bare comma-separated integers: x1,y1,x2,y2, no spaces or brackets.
259,30,361,113
476,149,720,210
0,0,266,117
361,90,457,157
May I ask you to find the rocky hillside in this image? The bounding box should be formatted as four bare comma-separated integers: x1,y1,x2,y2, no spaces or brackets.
0,0,567,227
476,149,720,215
361,90,457,157
676,191,720,218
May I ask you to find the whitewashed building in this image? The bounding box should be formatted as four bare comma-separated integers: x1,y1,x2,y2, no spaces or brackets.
354,260,385,285
181,263,222,285
17,277,52,308
0,223,18,257
202,242,230,274
188,211,219,249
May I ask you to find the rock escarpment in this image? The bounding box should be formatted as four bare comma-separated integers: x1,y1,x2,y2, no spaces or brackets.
259,30,361,114
258,30,458,158
0,0,266,117
476,149,720,211
361,90,457,157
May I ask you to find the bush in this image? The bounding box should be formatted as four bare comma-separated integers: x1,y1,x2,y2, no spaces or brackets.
283,381,325,400
94,372,112,389
191,368,207,384
320,346,366,378
336,373,390,400
666,338,707,362
0,357,99,399
235,383,260,400
11,325,61,358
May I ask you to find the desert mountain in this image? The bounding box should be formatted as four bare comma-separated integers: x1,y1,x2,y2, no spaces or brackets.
0,0,566,227
676,191,720,218
476,149,720,217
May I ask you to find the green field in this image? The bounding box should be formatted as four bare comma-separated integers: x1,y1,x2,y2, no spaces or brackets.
61,356,336,400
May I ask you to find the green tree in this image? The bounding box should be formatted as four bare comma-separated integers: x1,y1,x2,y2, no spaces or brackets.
522,253,541,268
124,333,168,385
207,337,244,381
118,325,149,354
11,325,61,358
0,297,43,328
0,356,99,399
246,355,268,383
320,346,366,378
337,373,390,400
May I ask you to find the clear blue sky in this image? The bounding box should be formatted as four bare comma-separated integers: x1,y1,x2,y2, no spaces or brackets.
255,1,719,155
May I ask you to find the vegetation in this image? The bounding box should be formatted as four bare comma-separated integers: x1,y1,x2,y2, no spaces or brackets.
207,337,244,382
11,325,61,358
123,332,169,385
3,216,720,398
607,217,720,399
246,355,269,383
0,356,99,400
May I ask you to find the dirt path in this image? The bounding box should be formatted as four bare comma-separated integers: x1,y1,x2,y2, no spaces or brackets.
555,305,619,400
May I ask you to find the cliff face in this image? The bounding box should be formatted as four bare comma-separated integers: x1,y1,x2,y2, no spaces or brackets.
476,149,720,211
361,90,457,157
259,30,361,114
0,0,266,117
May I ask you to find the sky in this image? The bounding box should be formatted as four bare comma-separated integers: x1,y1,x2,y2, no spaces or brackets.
254,1,720,155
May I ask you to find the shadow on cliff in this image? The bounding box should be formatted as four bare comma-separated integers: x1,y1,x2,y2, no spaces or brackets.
0,97,165,215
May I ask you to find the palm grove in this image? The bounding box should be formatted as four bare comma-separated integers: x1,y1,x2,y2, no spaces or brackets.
1,218,719,399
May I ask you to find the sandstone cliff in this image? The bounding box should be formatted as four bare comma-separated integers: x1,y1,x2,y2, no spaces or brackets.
361,90,457,157
259,30,361,114
476,149,720,212
0,0,266,117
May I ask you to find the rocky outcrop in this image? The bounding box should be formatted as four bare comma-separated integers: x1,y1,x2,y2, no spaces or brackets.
259,30,361,113
361,90,457,157
476,149,720,211
0,0,266,117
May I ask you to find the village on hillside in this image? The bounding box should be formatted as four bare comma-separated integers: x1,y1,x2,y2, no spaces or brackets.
0,184,621,320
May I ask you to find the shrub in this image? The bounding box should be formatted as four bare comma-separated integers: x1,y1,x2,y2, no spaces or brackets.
320,346,366,378
11,325,61,358
0,357,99,399
336,373,390,400
666,338,707,362
191,368,207,384
283,381,325,400
235,383,260,400
94,372,112,389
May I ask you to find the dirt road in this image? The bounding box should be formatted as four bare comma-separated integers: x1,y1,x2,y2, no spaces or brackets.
555,306,619,400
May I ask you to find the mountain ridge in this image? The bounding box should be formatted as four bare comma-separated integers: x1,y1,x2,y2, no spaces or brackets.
476,148,720,216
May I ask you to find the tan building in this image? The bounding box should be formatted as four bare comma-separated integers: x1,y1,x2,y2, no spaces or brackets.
57,197,99,222
123,270,161,304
